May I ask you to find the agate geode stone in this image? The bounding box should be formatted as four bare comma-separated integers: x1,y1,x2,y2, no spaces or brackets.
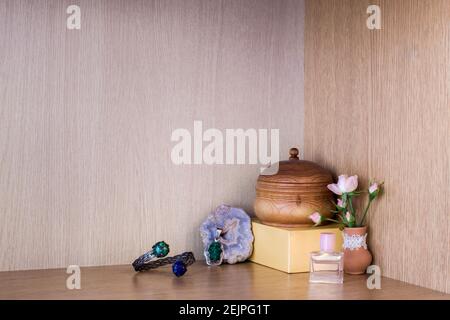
200,204,254,264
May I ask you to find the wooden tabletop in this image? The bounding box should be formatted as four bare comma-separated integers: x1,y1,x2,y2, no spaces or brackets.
0,262,448,300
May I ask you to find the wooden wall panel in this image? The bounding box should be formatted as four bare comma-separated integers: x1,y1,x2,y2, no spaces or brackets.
0,0,305,271
305,0,449,293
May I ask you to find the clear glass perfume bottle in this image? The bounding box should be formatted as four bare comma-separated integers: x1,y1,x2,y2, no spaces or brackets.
309,233,344,284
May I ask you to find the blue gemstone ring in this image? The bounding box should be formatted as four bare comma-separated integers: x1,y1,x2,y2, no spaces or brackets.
132,241,170,270
133,251,195,277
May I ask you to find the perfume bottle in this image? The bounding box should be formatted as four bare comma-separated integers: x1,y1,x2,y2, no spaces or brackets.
309,233,344,284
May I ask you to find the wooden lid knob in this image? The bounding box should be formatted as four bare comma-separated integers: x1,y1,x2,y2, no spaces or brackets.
289,148,299,160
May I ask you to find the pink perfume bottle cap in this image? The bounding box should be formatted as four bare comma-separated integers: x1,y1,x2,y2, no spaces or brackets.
320,233,335,252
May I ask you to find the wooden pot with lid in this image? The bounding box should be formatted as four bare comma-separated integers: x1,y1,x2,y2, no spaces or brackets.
254,148,335,227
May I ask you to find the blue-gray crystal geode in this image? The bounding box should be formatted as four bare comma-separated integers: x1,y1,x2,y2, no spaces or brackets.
200,204,254,264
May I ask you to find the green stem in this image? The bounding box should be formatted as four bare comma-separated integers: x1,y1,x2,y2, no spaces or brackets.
359,198,373,227
348,194,355,216
325,218,341,224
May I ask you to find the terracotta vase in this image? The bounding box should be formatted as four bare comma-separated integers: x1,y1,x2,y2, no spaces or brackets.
343,226,372,274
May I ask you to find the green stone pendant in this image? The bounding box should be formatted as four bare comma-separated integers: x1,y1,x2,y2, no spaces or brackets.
208,242,222,261
205,229,224,266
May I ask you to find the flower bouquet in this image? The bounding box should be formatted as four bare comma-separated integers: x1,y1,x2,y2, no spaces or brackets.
309,174,384,274
309,175,383,228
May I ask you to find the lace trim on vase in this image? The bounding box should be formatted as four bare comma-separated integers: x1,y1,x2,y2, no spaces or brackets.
343,233,368,250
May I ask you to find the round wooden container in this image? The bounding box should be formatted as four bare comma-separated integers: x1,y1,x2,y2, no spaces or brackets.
254,148,334,227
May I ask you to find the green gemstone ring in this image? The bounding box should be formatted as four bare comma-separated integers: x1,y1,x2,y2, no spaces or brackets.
152,241,170,258
132,241,170,270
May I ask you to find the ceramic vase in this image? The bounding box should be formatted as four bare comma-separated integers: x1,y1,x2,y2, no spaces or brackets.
343,226,372,274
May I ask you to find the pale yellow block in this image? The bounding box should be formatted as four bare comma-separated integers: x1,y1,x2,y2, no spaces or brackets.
249,220,343,273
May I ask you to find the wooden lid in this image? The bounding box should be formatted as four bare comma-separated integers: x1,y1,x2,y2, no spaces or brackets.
257,148,332,185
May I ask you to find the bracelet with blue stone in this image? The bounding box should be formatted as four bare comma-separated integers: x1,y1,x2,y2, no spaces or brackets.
133,251,195,277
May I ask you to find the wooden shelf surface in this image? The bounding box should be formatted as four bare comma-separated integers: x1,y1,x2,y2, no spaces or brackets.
0,262,448,300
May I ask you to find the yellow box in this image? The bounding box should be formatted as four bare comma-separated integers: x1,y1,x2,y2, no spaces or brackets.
249,219,343,273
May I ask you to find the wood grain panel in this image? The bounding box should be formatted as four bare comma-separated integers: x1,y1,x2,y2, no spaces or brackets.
1,263,449,300
0,0,305,271
305,0,450,293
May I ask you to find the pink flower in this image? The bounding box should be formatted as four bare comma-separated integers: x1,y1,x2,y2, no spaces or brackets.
345,211,352,222
309,212,322,225
369,181,382,200
327,174,358,195
369,182,378,194
337,198,346,209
